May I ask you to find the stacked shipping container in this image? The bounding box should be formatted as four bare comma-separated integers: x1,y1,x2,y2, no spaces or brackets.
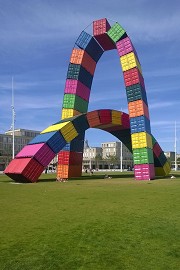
58,28,105,180
4,131,67,182
4,109,169,182
99,20,155,180
4,18,170,182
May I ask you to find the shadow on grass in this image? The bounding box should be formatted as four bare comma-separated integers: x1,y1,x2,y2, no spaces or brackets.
2,171,179,184
38,172,135,182
39,172,180,183
0,179,13,183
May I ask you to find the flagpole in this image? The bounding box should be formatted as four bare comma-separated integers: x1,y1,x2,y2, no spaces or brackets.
175,121,177,171
12,77,15,159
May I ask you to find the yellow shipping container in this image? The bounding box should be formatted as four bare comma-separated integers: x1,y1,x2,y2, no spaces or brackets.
41,122,69,134
163,161,171,175
120,52,142,73
131,132,152,149
60,122,78,142
111,111,122,125
41,121,78,142
155,167,165,177
155,162,170,176
61,108,80,119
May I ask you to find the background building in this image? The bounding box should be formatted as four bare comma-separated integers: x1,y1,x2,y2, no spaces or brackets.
101,141,133,170
83,146,102,170
0,129,40,170
83,140,133,170
1,130,179,172
164,151,180,169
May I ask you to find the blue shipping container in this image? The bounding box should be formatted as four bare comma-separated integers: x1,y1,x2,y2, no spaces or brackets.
28,131,66,154
75,31,104,62
130,115,151,134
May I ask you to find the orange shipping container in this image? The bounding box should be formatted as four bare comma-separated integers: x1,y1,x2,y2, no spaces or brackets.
70,48,96,75
128,100,149,119
57,164,82,178
86,111,101,127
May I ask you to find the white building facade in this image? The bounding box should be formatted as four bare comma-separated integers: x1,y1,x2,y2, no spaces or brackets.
82,141,133,170
0,129,40,170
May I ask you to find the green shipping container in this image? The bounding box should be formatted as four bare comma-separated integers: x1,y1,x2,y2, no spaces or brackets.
63,94,88,113
107,23,126,43
133,147,154,165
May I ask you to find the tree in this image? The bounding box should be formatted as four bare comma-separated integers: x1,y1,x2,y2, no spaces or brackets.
105,154,119,169
95,154,102,169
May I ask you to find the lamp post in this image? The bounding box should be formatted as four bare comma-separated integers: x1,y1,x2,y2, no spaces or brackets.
11,77,15,159
89,147,92,170
120,141,123,172
175,121,177,171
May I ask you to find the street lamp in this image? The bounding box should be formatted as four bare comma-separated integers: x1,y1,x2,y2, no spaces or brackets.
89,147,92,170
11,77,15,159
175,121,177,171
120,141,123,172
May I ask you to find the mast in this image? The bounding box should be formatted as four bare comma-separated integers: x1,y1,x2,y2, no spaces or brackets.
175,121,177,171
12,77,15,159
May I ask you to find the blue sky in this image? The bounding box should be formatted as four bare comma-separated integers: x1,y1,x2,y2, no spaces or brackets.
0,0,180,152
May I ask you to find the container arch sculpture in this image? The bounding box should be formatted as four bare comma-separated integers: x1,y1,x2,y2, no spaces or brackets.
4,18,170,182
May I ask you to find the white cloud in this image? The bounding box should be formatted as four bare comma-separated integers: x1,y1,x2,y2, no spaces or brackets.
0,79,64,91
149,101,180,109
151,120,180,127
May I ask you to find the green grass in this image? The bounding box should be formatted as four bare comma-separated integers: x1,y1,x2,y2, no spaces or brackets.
0,172,180,270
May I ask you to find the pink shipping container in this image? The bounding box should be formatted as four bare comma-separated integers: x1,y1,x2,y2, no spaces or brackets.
16,143,55,167
153,142,163,158
93,18,111,35
116,37,140,62
134,164,155,180
93,18,116,51
64,79,90,101
4,157,44,182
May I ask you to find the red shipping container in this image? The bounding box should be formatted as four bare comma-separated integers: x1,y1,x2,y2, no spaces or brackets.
99,109,111,124
93,18,116,51
16,143,55,167
64,79,90,102
4,157,44,182
58,151,83,165
121,113,130,128
123,67,145,88
153,142,163,158
134,164,155,180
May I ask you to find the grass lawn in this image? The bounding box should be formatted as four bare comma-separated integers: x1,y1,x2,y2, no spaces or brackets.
0,171,180,270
